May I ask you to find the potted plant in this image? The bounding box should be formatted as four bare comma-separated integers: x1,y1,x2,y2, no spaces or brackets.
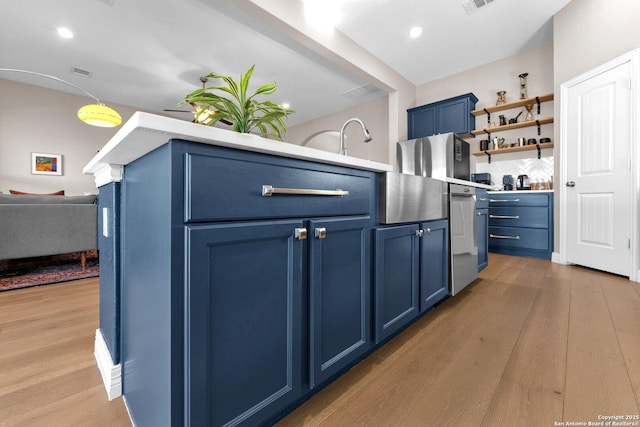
181,65,293,140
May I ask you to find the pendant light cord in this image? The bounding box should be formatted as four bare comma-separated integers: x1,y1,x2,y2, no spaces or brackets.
0,68,103,104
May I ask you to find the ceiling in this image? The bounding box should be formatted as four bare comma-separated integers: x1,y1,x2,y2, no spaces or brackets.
0,0,572,128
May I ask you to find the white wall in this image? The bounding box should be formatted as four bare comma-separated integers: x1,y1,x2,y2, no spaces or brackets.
0,78,140,195
416,44,555,186
553,0,640,262
285,94,390,164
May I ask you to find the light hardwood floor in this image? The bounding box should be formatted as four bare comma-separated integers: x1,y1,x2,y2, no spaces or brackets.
1,254,639,426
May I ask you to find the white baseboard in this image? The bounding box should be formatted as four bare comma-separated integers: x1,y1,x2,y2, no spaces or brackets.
551,252,567,265
94,329,122,400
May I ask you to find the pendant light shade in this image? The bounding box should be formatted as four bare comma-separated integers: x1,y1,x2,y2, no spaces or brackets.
0,68,123,128
77,103,122,127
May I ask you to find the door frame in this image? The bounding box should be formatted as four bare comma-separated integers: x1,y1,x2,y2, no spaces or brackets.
558,48,640,282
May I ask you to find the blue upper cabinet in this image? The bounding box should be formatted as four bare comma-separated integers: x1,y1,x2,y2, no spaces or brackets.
408,93,478,139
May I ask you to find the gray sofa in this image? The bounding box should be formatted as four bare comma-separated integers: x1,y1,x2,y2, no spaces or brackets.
0,194,98,261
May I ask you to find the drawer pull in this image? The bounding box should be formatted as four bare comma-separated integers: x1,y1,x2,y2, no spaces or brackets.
295,228,307,241
489,199,520,203
490,234,520,240
262,185,349,197
489,215,520,219
315,227,327,239
478,198,489,202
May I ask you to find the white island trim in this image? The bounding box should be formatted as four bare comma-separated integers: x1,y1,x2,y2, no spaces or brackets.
83,112,392,185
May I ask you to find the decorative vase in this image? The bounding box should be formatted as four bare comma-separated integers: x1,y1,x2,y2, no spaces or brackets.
496,91,506,105
519,73,529,99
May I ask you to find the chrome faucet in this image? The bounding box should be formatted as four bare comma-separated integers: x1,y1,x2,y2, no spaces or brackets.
339,117,372,155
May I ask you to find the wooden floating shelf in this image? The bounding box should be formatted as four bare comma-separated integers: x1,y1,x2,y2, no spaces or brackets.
472,142,554,156
471,93,554,116
471,117,554,136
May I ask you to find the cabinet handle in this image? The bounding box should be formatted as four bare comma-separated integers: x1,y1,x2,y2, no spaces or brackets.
490,234,520,240
416,229,424,237
478,198,489,202
426,228,431,234
262,185,349,197
489,199,520,203
295,228,307,240
489,215,520,219
315,227,327,239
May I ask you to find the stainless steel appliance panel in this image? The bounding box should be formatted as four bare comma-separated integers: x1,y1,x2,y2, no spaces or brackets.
449,183,478,295
396,133,469,181
380,172,448,224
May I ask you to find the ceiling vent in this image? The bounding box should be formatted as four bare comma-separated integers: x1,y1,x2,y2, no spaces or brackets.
71,67,92,78
461,0,494,15
341,83,383,100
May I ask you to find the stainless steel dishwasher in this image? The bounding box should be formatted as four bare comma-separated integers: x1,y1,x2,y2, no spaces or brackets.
449,183,478,295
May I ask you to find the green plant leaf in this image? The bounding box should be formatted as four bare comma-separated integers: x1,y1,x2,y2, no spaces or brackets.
182,65,292,138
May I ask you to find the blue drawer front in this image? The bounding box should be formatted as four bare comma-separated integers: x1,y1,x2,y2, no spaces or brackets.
488,207,549,229
185,152,373,222
476,189,489,209
489,226,549,250
488,193,550,207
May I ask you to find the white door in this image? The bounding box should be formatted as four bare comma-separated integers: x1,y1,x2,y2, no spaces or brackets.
565,61,632,276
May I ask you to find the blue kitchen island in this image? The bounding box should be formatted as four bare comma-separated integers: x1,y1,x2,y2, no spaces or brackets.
84,112,454,427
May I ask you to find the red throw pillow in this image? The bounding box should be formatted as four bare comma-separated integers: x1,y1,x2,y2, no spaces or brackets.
9,189,65,196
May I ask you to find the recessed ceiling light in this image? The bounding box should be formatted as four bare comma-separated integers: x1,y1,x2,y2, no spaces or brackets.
57,27,74,39
281,102,290,109
409,26,423,38
303,0,343,34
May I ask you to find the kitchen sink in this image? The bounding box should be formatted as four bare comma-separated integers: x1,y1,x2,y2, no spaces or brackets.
379,172,448,224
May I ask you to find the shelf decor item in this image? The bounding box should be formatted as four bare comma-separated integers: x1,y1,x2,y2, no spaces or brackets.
519,73,529,99
496,91,506,105
181,65,293,140
524,103,534,121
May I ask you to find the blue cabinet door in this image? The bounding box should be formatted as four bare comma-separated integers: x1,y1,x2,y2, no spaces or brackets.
420,220,449,311
374,224,420,343
476,209,489,271
408,93,478,139
438,97,472,136
185,220,304,427
408,105,437,139
309,216,371,388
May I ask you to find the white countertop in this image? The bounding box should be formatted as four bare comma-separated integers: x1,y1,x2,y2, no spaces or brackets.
83,112,393,186
442,177,498,190
488,189,554,193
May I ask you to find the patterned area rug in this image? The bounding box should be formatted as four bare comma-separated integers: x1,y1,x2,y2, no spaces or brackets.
0,252,99,292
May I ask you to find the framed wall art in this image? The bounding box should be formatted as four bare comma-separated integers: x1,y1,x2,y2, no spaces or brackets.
31,152,62,175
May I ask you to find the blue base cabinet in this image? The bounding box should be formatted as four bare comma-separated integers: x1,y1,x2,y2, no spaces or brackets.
374,224,420,343
116,140,378,427
408,93,478,139
477,208,489,270
186,220,304,427
419,220,449,311
309,217,371,388
374,219,448,343
476,188,489,271
488,192,554,259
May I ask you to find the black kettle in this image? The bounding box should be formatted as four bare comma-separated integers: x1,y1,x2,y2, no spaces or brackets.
516,174,531,190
